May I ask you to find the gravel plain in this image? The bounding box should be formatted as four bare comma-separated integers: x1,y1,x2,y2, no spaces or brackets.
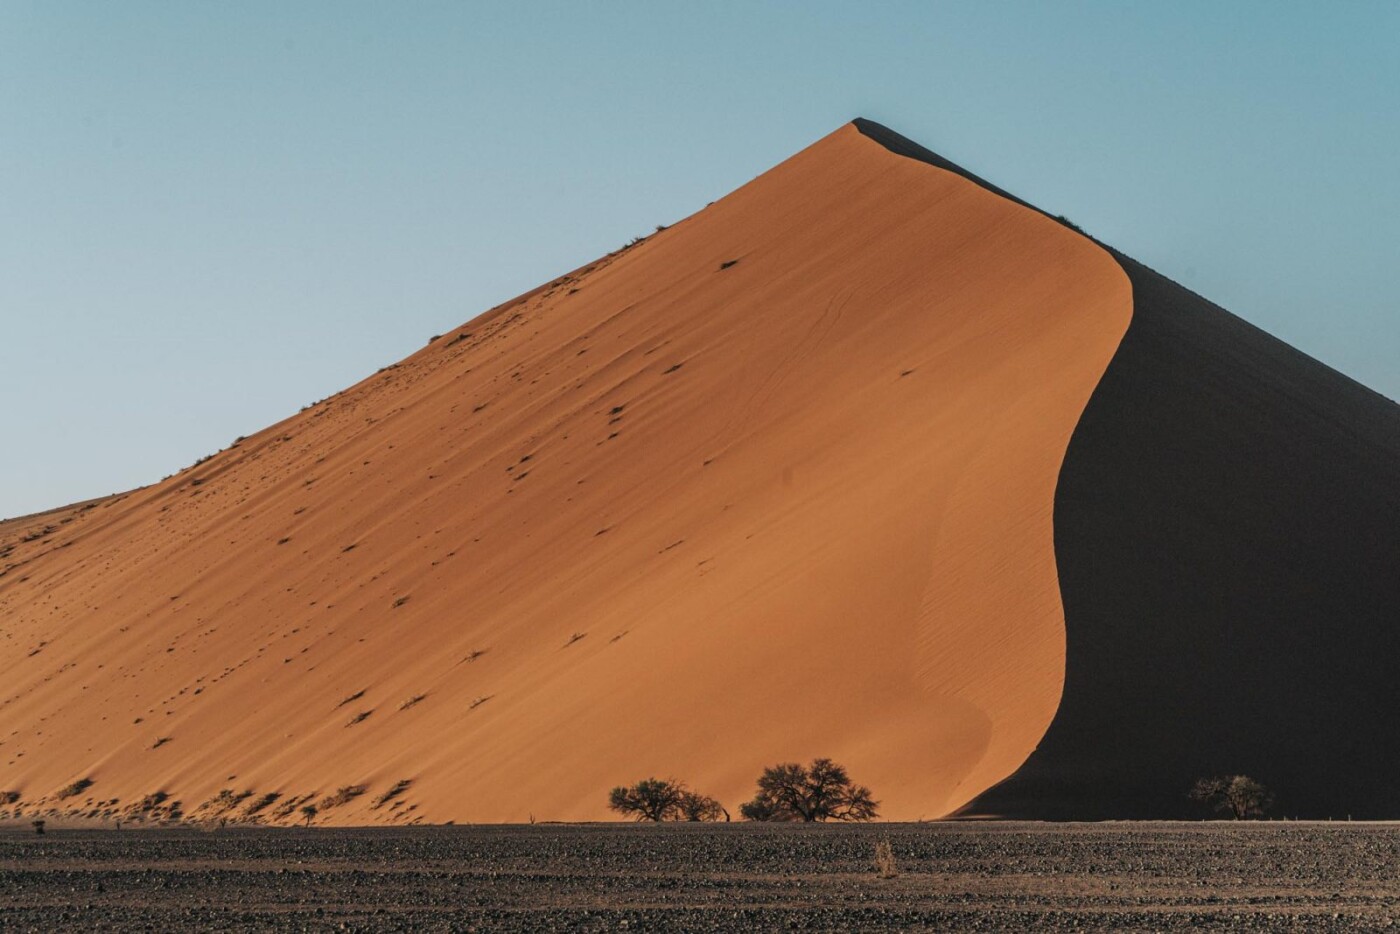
2,821,1398,931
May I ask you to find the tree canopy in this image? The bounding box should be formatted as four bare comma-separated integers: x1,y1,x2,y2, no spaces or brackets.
740,758,878,822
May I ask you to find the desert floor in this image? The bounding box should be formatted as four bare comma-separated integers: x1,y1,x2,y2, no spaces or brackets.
2,821,1397,931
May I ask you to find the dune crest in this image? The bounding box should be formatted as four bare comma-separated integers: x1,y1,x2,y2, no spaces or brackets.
0,124,1130,823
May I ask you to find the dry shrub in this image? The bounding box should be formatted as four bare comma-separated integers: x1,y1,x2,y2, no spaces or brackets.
320,785,367,809
373,780,413,810
56,777,94,800
874,838,898,878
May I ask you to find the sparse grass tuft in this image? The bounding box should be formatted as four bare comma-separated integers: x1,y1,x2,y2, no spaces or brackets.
874,837,898,878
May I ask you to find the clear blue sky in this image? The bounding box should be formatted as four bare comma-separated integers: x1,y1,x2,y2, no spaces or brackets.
3,2,1397,519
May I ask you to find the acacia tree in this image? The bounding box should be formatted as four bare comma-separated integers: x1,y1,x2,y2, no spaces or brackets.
609,779,682,821
676,789,726,822
740,758,878,822
1190,775,1273,819
609,779,724,822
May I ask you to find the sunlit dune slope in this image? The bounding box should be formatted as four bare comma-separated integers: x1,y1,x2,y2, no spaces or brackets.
0,124,1129,824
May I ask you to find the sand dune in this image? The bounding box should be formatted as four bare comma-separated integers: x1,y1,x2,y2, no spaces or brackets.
0,124,1131,824
12,120,1389,825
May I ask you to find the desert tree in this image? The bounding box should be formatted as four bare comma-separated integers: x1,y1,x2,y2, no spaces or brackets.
740,758,878,822
1189,775,1273,819
300,804,318,827
608,778,684,821
676,789,726,822
608,779,724,822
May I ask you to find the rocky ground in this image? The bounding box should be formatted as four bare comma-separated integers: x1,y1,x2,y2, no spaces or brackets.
2,821,1397,931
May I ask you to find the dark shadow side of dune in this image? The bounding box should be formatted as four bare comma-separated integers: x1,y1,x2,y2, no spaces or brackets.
855,118,1400,819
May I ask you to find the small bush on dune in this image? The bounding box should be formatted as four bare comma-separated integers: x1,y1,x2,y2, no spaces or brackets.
56,777,94,801
320,785,367,810
243,793,281,818
372,779,413,810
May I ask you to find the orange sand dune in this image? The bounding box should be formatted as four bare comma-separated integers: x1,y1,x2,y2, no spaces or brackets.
0,124,1129,824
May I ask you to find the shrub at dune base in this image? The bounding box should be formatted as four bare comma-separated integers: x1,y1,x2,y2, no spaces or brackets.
608,779,725,822
740,758,879,822
1189,775,1273,819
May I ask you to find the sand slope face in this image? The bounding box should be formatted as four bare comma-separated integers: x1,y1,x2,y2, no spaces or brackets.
853,120,1400,819
970,254,1400,819
0,125,1129,824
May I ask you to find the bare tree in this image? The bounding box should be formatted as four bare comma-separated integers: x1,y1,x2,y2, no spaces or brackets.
1190,775,1273,819
740,758,879,822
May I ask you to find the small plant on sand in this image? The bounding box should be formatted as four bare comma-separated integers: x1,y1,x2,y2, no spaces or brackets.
32,819,46,835
608,780,725,822
372,780,413,810
0,791,19,805
243,793,281,819
320,785,366,810
1190,775,1273,820
874,837,898,878
56,777,94,800
203,789,246,815
740,758,878,822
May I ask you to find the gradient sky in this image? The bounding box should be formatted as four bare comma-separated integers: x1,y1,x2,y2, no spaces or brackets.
3,1,1397,518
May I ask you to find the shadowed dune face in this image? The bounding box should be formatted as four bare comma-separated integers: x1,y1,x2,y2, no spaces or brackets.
0,125,1129,824
854,120,1400,820
968,254,1400,819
